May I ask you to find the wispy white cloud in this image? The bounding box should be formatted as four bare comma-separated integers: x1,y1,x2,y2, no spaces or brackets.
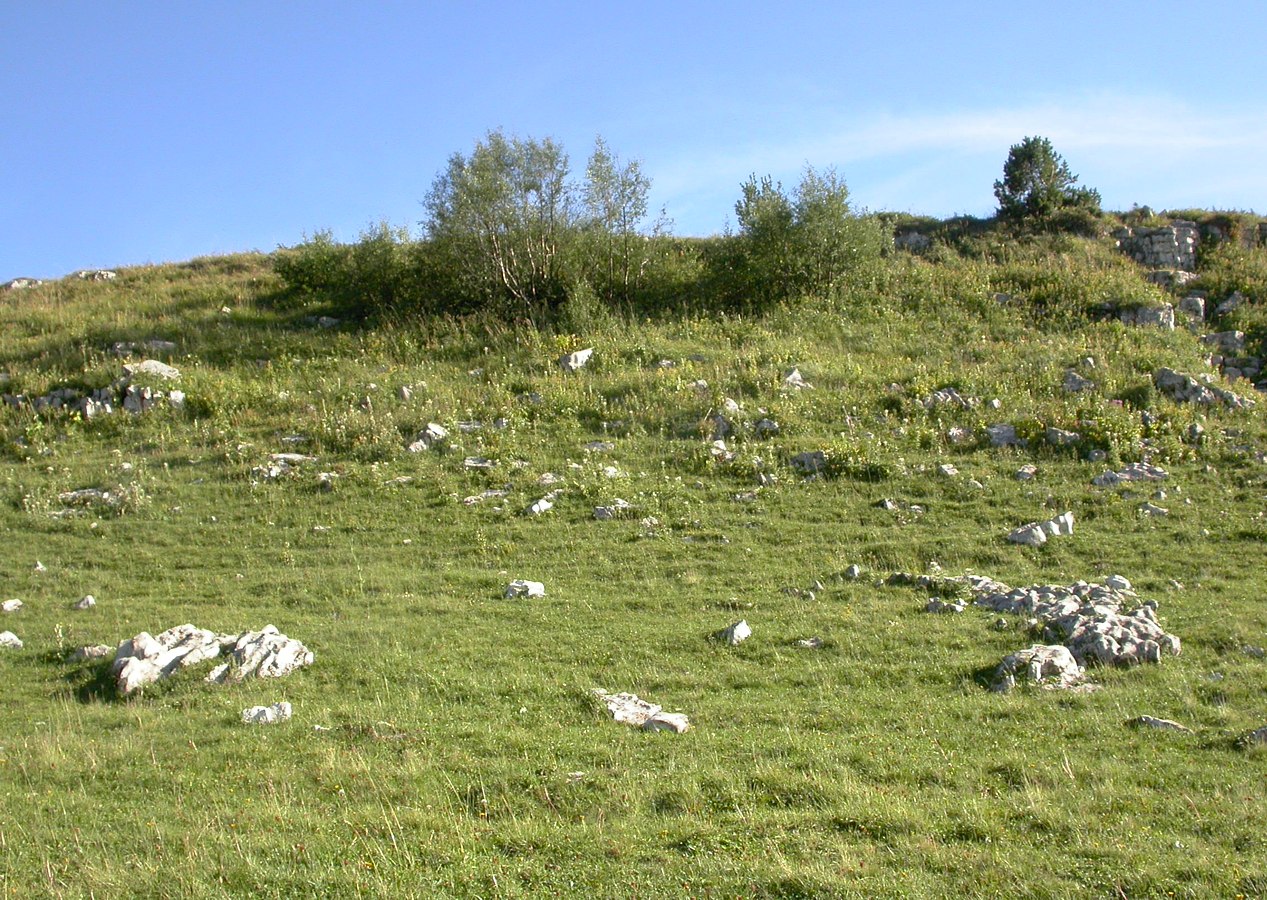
655,91,1267,231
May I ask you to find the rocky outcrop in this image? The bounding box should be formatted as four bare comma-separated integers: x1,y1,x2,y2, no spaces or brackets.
1115,222,1197,271
1154,367,1254,409
593,689,690,733
111,624,313,695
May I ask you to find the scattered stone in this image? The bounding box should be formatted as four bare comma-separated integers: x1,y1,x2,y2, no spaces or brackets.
206,625,315,685
1242,645,1266,659
1139,502,1169,517
0,631,22,649
922,387,978,410
1015,465,1037,481
1213,291,1245,318
1202,331,1246,354
753,417,779,437
937,463,959,477
1063,370,1095,393
74,595,96,610
594,499,633,520
1,599,21,613
34,561,46,573
76,269,117,281
242,702,293,725
585,441,615,452
1092,463,1168,487
593,689,690,733
316,316,339,329
408,423,448,452
926,598,966,614
795,637,824,649
1178,294,1206,322
463,457,496,470
527,495,555,515
122,359,181,381
559,348,594,372
4,277,42,290
317,472,338,491
1007,512,1074,546
986,424,1025,448
713,619,752,646
946,426,974,445
782,367,812,390
845,564,863,580
462,489,507,506
1118,304,1175,330
789,450,826,475
1046,427,1080,446
505,580,545,599
991,645,1083,692
1127,715,1191,733
112,339,177,356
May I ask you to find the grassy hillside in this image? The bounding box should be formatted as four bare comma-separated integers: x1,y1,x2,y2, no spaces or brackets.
1,231,1265,898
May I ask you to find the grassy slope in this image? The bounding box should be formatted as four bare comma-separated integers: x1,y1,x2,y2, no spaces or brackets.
0,247,1265,898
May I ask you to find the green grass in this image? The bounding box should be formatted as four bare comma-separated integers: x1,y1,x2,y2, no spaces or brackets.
1,242,1266,897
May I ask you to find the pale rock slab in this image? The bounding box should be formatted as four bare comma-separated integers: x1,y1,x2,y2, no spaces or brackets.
559,348,594,372
992,644,1083,692
206,625,314,685
0,631,22,649
112,624,227,695
1,599,21,613
505,580,545,599
242,702,293,725
713,619,752,645
1127,715,1191,733
593,689,690,733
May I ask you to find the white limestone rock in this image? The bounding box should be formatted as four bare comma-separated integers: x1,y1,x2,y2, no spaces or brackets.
408,423,448,452
0,631,22,649
123,359,181,381
992,644,1083,692
1127,715,1191,734
505,580,545,599
206,625,314,685
69,644,113,662
714,619,752,645
593,689,690,733
559,348,594,372
1,599,21,613
74,595,96,610
242,702,293,725
782,367,813,390
112,624,227,695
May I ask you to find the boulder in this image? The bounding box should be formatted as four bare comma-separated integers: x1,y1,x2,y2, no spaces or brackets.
559,348,594,372
992,644,1082,692
0,631,22,649
1,599,21,613
242,702,293,725
73,595,96,610
408,423,448,452
713,619,752,645
122,359,181,381
112,624,227,695
505,580,545,599
205,625,314,685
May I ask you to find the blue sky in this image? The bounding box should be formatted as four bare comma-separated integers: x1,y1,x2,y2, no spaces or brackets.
4,1,1266,280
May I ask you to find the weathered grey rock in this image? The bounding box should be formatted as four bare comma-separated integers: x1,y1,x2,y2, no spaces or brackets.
714,619,752,645
205,625,314,685
1240,725,1267,747
112,339,177,356
4,278,42,290
895,231,932,252
795,637,825,649
845,564,863,580
0,631,22,649
76,269,117,281
1092,463,1169,487
1178,294,1206,322
112,624,227,695
462,489,507,506
559,348,594,372
242,701,292,725
593,689,690,733
754,417,780,437
789,450,826,475
1139,502,1169,517
986,424,1025,448
926,598,966,614
992,645,1083,692
123,359,181,381
74,595,96,610
1007,512,1072,546
922,387,979,410
594,499,633,520
407,423,448,452
1015,465,1037,481
1115,222,1197,271
1202,331,1246,354
463,456,496,471
1063,370,1095,392
1118,304,1175,330
1213,291,1245,318
505,580,545,599
1,599,21,613
1127,715,1191,733
1046,427,1080,446
937,463,959,477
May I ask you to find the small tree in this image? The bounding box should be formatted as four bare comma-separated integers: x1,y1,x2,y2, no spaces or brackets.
994,136,1101,232
423,130,576,313
581,137,654,305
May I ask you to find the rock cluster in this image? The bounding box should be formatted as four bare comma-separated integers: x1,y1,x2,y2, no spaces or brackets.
407,423,448,452
111,624,313,695
1114,222,1198,271
1092,462,1168,487
1006,512,1074,546
1154,368,1254,409
2,359,184,418
972,576,1181,668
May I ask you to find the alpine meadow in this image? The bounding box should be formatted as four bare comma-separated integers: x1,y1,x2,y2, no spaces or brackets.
2,133,1267,899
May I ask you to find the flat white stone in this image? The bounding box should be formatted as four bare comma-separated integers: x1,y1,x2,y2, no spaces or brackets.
242,702,293,725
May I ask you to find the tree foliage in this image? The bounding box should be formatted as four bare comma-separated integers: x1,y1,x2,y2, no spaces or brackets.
732,166,886,304
994,136,1101,233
